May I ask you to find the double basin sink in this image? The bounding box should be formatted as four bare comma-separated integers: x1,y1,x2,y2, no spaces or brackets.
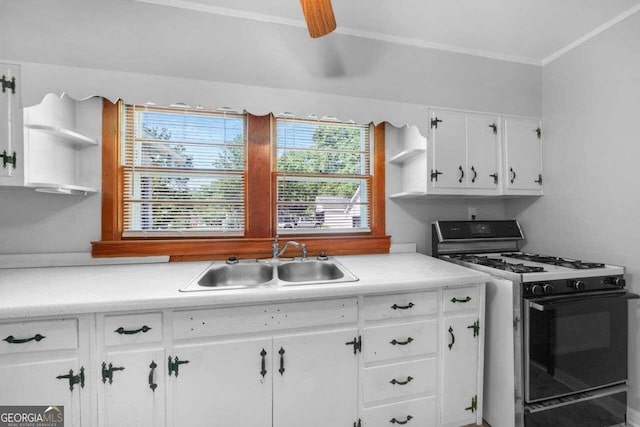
181,257,359,292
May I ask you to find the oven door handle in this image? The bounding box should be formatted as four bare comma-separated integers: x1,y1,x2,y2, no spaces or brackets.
529,292,639,311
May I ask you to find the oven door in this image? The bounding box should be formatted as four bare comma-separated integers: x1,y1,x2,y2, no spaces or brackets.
524,290,639,403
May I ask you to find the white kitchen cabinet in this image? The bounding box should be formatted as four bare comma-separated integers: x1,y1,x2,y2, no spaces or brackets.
0,316,92,427
440,286,484,426
0,62,22,184
171,338,272,427
502,116,543,195
273,328,358,427
428,109,500,196
97,312,165,427
100,349,166,427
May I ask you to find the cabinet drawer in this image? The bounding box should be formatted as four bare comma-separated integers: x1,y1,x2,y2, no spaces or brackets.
363,291,437,321
104,312,163,346
0,318,78,354
362,396,436,427
173,298,357,340
363,320,437,363
363,358,436,403
443,286,480,312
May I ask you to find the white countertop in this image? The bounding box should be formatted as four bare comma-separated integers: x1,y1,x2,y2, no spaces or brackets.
0,253,488,320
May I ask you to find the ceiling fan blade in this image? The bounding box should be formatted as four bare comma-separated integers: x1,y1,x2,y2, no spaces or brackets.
300,0,337,38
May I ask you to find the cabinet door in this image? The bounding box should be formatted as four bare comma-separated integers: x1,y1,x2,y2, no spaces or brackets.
0,63,20,180
441,314,480,425
466,114,500,191
171,337,272,427
100,348,165,427
503,117,543,193
273,328,358,427
429,110,467,190
0,357,82,426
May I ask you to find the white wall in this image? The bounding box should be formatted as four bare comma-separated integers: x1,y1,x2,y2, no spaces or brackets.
506,11,640,412
0,0,541,254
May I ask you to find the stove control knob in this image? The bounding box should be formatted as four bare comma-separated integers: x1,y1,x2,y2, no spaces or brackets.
568,280,586,291
543,283,554,295
604,277,626,288
531,284,545,296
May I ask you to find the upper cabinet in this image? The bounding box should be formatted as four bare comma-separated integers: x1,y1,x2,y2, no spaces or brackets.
427,109,500,196
389,108,543,198
0,63,23,186
502,116,543,196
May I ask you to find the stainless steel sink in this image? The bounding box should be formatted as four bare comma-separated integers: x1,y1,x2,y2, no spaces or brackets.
278,260,347,283
181,258,358,292
195,262,274,289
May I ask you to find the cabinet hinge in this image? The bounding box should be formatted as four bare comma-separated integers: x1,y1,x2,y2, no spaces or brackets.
353,418,362,427
167,356,190,377
535,174,543,185
430,169,442,182
345,335,362,354
56,367,85,392
1,75,16,94
467,320,480,337
1,151,17,169
465,395,478,413
489,173,498,185
489,123,498,134
535,127,542,139
430,117,442,129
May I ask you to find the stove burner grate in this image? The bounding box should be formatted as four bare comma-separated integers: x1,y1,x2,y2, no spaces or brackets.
450,254,546,273
501,252,606,269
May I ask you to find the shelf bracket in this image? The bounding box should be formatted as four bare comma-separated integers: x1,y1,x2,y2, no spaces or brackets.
1,151,16,169
1,75,16,94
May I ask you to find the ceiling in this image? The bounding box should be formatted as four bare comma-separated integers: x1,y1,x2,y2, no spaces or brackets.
135,0,640,65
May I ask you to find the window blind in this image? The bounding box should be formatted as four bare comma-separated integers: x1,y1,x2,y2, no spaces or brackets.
122,104,246,237
275,117,372,233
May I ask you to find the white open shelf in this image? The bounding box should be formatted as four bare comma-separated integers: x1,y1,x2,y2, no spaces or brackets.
388,147,426,165
24,124,99,147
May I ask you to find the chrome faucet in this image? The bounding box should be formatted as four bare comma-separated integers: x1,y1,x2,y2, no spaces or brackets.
272,235,307,260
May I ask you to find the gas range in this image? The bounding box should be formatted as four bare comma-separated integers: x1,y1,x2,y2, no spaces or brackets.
432,219,635,427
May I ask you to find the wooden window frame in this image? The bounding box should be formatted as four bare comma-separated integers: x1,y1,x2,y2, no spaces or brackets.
92,100,390,260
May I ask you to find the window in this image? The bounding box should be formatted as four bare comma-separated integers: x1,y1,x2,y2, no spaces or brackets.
121,104,246,237
275,118,372,233
94,100,389,259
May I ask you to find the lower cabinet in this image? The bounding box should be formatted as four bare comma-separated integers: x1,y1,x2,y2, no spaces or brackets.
1,285,485,427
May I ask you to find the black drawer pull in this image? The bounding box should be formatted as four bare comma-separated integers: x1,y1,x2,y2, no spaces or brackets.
390,337,414,346
450,296,471,303
149,361,158,392
391,302,414,310
390,376,414,385
3,334,46,344
114,325,151,335
390,415,413,424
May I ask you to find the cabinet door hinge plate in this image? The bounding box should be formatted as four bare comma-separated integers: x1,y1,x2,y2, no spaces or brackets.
1,75,16,94
345,335,362,354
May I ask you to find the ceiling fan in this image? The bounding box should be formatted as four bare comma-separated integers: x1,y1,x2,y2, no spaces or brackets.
299,0,337,38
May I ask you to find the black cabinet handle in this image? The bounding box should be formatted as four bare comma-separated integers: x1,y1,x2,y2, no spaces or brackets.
260,349,267,378
101,362,125,384
278,347,285,375
510,167,517,183
390,376,414,386
391,302,414,310
458,165,465,183
451,296,471,303
390,415,413,424
448,326,455,350
114,326,151,335
471,166,477,183
3,334,45,344
149,361,157,392
390,337,414,346
56,367,85,391
168,356,189,377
